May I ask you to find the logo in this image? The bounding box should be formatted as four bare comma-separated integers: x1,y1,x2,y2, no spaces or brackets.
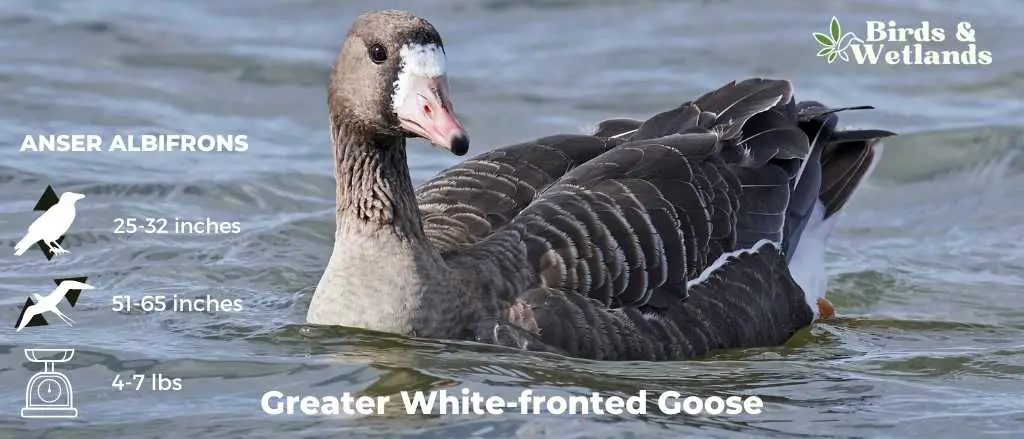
14,278,94,332
813,16,862,63
814,16,993,65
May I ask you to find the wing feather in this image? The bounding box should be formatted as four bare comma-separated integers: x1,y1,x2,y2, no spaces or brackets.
454,78,883,360
417,135,616,252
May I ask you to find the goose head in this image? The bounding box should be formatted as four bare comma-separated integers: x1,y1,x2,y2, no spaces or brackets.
330,10,469,155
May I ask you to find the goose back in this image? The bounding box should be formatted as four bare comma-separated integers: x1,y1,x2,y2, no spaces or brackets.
417,135,617,253
428,79,893,360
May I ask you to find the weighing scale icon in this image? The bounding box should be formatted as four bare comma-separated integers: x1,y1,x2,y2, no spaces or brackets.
21,348,78,419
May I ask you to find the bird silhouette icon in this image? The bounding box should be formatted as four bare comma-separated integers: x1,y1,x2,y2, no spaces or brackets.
13,192,85,257
15,280,95,332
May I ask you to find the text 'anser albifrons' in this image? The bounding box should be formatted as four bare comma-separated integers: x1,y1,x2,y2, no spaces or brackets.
307,10,896,361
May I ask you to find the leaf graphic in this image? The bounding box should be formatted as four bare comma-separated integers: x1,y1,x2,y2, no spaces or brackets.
830,16,841,42
817,47,832,57
814,32,833,47
827,51,838,64
838,51,849,62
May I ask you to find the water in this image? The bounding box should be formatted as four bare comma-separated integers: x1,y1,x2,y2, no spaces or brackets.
1,0,1022,437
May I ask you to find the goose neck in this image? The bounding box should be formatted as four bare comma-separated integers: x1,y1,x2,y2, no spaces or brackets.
330,114,425,242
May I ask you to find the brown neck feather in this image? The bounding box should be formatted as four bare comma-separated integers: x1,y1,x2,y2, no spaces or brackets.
329,112,425,242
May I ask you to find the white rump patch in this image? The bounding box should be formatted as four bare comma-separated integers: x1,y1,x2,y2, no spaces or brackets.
788,200,835,319
790,142,884,319
686,239,778,289
391,43,447,112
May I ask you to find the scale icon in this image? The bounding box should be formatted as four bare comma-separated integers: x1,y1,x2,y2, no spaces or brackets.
21,348,78,419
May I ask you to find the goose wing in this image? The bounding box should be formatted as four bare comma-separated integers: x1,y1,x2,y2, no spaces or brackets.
416,134,616,253
415,77,804,255
459,79,825,359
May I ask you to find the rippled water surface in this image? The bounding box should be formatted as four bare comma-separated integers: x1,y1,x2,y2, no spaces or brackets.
1,0,1023,437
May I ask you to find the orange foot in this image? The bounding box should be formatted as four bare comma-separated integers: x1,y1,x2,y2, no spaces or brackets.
816,297,835,320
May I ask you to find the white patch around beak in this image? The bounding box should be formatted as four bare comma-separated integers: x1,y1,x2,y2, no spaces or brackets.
391,43,447,112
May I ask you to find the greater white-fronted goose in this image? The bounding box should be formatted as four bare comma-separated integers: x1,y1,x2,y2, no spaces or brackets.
307,10,896,361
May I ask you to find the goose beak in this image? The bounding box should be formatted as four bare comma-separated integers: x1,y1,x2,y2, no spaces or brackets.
395,74,469,156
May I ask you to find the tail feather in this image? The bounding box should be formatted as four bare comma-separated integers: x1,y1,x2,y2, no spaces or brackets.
13,235,35,256
820,135,890,218
783,104,896,257
784,105,895,318
829,128,897,143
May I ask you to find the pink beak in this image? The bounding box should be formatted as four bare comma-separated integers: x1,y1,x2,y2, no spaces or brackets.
395,74,469,156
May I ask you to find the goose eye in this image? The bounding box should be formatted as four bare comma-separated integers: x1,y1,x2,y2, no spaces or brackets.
368,44,388,64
